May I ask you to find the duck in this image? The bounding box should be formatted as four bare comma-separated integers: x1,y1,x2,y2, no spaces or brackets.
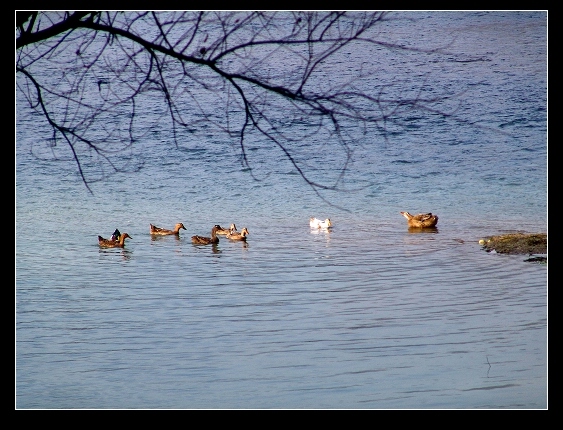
191,225,220,245
149,222,187,235
215,223,237,235
226,227,249,241
310,217,333,229
400,211,439,228
98,232,132,248
110,229,121,242
309,217,321,228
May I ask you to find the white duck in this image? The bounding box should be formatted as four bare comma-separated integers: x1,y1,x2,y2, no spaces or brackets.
309,217,333,229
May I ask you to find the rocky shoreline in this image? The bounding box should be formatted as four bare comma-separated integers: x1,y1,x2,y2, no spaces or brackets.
479,232,547,263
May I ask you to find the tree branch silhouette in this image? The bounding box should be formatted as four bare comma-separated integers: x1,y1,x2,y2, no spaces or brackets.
17,11,476,201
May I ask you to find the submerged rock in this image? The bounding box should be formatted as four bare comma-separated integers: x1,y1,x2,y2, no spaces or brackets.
479,232,547,262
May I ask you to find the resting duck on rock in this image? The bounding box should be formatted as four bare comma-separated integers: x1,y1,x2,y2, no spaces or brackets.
191,225,220,245
310,217,333,229
98,232,132,248
226,227,249,241
400,211,439,228
150,222,187,236
216,224,237,235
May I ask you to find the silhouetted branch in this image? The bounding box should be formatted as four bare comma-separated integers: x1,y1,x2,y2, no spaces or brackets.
16,11,480,199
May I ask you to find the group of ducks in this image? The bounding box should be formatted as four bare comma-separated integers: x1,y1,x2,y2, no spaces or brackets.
191,223,250,245
98,222,250,248
309,212,438,230
98,211,438,249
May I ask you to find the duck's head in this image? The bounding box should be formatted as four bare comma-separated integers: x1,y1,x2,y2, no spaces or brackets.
122,233,132,240
176,223,187,230
241,227,249,235
230,223,237,231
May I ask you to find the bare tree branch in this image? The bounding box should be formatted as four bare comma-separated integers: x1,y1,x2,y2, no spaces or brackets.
16,11,485,199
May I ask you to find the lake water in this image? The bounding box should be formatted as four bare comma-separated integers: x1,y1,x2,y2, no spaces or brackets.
16,11,547,409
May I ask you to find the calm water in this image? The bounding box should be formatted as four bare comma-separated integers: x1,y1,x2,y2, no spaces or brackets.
16,12,547,409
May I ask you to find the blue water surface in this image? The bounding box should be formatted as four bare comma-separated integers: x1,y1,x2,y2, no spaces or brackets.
16,11,547,409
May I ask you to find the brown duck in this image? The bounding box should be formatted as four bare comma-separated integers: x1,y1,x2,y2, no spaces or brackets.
400,212,439,228
226,227,249,241
98,232,132,248
215,223,237,235
149,222,187,235
191,225,220,245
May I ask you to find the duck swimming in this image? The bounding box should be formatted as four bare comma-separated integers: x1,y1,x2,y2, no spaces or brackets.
400,212,439,228
98,232,132,248
226,227,249,241
191,225,220,245
149,222,187,235
310,217,333,229
216,224,237,235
